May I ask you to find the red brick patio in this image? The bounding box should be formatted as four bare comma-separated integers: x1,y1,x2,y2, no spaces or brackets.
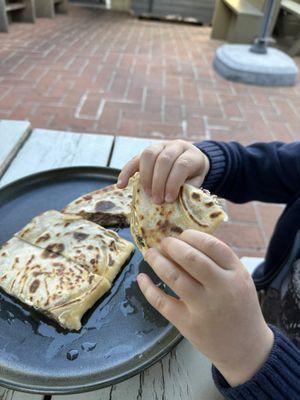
1,5,300,258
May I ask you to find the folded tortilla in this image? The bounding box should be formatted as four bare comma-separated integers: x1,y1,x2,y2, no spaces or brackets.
131,173,228,254
62,180,133,227
0,238,111,330
16,210,134,283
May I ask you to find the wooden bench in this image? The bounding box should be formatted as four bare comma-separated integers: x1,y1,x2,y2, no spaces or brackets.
211,0,280,44
281,0,300,55
0,0,35,32
35,0,68,18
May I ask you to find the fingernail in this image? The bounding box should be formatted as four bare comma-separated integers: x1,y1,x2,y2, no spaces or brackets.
153,196,161,204
165,194,173,203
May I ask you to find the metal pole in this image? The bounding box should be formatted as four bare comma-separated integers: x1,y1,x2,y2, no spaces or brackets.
250,0,276,54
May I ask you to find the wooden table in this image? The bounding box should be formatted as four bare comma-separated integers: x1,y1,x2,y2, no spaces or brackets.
0,120,227,400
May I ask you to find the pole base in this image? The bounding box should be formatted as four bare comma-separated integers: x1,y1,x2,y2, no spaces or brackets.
213,44,298,86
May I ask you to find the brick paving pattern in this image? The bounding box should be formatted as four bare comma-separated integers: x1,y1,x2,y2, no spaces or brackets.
0,6,300,258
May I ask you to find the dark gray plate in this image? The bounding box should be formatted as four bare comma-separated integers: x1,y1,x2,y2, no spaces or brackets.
0,166,181,394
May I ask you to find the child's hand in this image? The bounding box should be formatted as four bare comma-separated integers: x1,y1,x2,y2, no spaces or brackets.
117,140,210,204
137,230,274,387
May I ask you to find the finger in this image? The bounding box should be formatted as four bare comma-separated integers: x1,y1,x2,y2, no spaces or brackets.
137,273,187,326
160,237,225,286
164,150,202,202
179,230,240,270
139,143,165,196
144,248,202,303
117,156,139,188
151,144,185,204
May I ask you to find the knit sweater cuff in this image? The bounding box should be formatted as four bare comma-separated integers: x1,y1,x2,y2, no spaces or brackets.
212,326,300,400
193,141,227,192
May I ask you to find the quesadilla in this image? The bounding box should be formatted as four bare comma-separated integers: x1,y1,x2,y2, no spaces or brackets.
16,210,134,283
62,180,133,227
131,173,228,254
0,238,111,330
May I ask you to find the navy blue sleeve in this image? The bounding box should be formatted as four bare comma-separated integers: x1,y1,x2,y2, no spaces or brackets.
195,141,300,204
212,326,300,400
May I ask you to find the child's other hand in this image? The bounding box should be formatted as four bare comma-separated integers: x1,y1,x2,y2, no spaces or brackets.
117,140,210,204
137,230,274,387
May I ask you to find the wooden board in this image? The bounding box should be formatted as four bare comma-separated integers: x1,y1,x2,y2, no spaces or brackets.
51,340,223,400
281,0,300,15
0,389,44,399
109,136,164,169
0,129,114,187
0,120,31,178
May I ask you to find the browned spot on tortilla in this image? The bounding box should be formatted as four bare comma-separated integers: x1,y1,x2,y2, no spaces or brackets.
136,235,145,248
83,195,92,201
90,258,96,265
87,245,94,250
192,192,201,200
73,231,89,241
109,240,116,251
26,255,35,265
108,254,114,266
140,215,144,220
170,225,183,234
36,233,51,243
64,222,71,227
33,271,42,277
157,220,171,233
210,211,222,219
53,262,64,267
15,256,19,263
75,199,83,204
88,275,95,284
95,200,115,212
41,249,59,259
1,252,7,257
29,279,40,293
46,243,65,253
141,227,145,235
205,202,214,207
20,227,31,237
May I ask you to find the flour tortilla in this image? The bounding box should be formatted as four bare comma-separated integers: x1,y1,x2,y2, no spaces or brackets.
0,238,110,330
131,173,227,254
16,210,134,283
62,180,133,227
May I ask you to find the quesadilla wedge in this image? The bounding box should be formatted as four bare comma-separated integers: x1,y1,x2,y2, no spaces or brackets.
62,180,133,227
16,210,134,283
0,238,111,330
131,173,228,254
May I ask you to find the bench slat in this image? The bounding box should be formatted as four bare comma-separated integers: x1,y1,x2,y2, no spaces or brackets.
109,136,165,169
282,0,300,15
224,0,263,16
5,2,26,11
0,129,114,187
0,120,31,178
